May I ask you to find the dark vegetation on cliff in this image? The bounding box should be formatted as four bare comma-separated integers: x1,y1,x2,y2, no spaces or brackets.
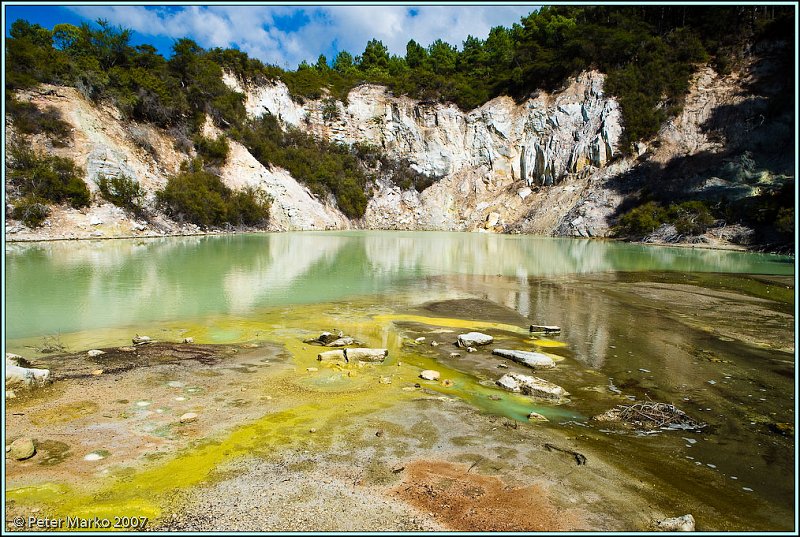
4,6,794,243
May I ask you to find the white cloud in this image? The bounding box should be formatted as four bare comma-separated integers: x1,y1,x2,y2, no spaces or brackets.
67,5,537,68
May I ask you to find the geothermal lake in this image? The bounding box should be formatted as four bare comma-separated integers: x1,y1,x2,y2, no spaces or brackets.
4,232,796,531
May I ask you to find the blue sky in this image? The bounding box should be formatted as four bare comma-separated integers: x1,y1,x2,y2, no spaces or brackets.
4,4,538,69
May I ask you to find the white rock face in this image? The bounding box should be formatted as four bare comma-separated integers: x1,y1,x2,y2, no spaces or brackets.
226,71,623,232
219,141,349,231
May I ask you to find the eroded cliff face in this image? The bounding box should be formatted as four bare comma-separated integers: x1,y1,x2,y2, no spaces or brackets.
7,60,770,241
232,70,624,232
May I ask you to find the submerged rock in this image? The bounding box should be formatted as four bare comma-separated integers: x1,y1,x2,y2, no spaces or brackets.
304,332,340,345
492,349,555,369
457,332,493,347
496,373,569,400
420,370,441,381
655,514,695,532
529,325,561,334
8,438,36,460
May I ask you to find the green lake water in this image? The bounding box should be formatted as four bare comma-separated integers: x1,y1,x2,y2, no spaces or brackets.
4,231,796,530
5,231,793,340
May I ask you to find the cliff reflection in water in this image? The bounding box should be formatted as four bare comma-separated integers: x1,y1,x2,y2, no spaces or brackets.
5,231,792,339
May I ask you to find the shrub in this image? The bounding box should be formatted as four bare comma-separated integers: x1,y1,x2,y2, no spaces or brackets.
11,196,51,228
666,201,715,235
156,163,270,228
616,200,716,238
321,98,340,122
615,201,667,237
96,174,146,215
7,145,90,208
193,134,229,166
6,96,72,146
228,187,271,226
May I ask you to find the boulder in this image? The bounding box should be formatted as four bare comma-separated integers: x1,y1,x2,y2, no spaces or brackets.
496,373,569,400
8,437,36,460
345,348,388,363
179,413,198,424
420,370,441,381
528,412,549,422
656,514,695,532
304,332,339,345
457,332,493,347
317,349,345,361
132,335,152,345
492,349,555,369
325,337,354,347
6,358,50,388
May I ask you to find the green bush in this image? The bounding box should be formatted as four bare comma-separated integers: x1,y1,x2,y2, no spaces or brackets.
7,96,72,146
616,200,717,238
96,174,146,215
11,196,51,228
666,201,715,235
156,162,270,228
615,201,667,236
193,134,230,166
7,145,89,208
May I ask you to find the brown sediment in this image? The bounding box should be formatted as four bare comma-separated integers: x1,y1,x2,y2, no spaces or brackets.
391,460,584,531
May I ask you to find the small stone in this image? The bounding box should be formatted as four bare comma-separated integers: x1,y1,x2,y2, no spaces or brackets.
420,370,440,381
83,452,105,461
497,363,509,369
309,428,316,433
306,367,318,372
87,349,105,357
467,347,477,353
8,438,36,460
528,412,549,422
167,381,185,388
91,369,103,376
414,383,421,388
136,401,151,407
450,352,461,358
118,346,136,352
379,376,392,384
132,335,152,345
489,395,502,401
179,412,198,423
441,379,454,387
415,337,426,343
182,337,194,344
376,430,384,437
430,341,439,347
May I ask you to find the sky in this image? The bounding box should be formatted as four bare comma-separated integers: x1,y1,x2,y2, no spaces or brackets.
4,4,538,69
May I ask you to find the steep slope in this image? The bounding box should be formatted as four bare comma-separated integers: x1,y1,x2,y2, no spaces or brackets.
230,70,624,232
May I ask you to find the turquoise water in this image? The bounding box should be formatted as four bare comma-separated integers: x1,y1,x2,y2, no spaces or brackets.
5,231,793,340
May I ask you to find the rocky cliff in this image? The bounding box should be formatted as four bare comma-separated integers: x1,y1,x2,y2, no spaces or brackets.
5,54,788,244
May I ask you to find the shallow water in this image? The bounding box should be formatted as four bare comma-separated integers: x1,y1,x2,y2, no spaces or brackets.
4,232,795,530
